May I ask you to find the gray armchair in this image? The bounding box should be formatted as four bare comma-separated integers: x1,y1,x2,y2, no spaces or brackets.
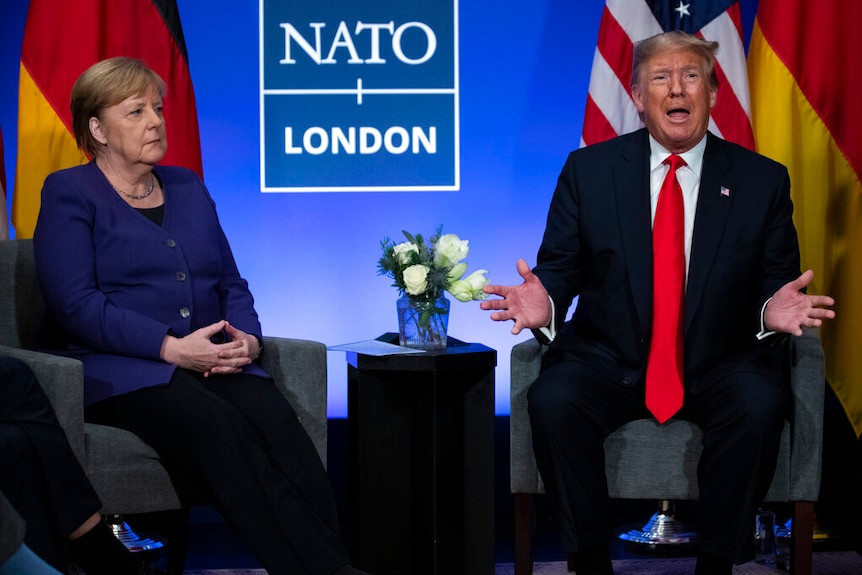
0,239,328,518
510,328,825,575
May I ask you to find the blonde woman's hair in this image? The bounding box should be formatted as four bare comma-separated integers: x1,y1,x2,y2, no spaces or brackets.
71,57,166,157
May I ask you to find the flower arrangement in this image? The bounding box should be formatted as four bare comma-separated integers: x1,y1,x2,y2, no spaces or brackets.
378,227,489,303
378,227,489,349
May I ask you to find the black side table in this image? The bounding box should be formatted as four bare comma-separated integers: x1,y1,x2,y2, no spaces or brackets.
346,333,496,575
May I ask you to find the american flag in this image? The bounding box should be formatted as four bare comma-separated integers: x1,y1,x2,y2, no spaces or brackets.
581,0,754,150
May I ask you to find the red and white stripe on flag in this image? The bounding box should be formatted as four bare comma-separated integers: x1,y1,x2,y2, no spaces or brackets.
581,0,754,150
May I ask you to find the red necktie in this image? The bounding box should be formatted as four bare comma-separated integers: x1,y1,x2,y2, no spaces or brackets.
646,154,686,423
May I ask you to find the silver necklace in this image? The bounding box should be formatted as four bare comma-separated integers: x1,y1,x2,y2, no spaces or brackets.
113,174,155,200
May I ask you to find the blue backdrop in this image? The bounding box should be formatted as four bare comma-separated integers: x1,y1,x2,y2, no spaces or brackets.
0,1,758,417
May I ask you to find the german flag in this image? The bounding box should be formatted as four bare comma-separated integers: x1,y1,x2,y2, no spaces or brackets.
748,1,862,436
13,0,202,238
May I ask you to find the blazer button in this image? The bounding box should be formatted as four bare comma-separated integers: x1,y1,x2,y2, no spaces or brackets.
622,376,634,386
166,239,177,248
176,271,187,282
179,307,190,318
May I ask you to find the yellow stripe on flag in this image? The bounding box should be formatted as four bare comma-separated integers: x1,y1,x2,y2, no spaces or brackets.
12,64,87,239
749,21,862,437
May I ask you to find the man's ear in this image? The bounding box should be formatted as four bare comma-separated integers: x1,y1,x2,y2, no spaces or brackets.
89,116,107,145
631,85,645,114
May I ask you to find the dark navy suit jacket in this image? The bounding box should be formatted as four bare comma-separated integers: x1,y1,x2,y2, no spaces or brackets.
536,129,801,392
33,162,266,405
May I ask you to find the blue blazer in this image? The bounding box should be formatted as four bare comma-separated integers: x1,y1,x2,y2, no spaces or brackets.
33,162,267,405
536,129,801,392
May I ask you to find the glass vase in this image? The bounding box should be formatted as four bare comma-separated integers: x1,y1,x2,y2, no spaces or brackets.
397,294,450,350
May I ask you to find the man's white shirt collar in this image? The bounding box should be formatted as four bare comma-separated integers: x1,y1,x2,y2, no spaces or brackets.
647,133,707,176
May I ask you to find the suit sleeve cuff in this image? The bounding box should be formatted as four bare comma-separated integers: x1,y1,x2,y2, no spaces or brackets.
533,296,557,345
756,297,777,340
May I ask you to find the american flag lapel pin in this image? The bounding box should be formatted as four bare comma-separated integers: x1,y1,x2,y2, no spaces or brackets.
720,186,730,197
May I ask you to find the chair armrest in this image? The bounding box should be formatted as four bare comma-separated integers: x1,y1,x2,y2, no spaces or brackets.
510,338,546,494
0,344,86,465
260,336,328,468
787,327,826,500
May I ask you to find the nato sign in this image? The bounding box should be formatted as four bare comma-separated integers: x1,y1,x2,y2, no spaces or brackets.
260,0,459,192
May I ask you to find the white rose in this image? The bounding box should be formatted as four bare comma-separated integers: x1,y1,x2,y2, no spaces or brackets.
434,234,469,268
402,264,429,295
393,242,419,265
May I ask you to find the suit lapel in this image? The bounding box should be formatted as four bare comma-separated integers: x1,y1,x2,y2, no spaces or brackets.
684,133,735,333
616,130,653,335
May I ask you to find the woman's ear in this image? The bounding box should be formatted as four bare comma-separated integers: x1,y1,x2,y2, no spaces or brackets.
89,116,107,145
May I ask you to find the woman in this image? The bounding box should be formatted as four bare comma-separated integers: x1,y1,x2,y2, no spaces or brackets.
33,57,370,575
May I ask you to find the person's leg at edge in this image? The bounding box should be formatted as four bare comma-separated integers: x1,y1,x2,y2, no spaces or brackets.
0,357,156,575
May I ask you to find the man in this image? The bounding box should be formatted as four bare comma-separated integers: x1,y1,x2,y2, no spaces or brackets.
481,31,835,575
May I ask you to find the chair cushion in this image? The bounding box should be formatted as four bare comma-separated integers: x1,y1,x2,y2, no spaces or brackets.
85,423,183,515
510,337,802,502
605,419,702,500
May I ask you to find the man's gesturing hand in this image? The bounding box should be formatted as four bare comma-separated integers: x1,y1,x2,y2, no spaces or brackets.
765,270,835,336
480,259,552,335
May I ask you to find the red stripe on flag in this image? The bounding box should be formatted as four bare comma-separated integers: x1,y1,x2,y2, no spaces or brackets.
596,6,636,95
711,60,755,150
582,95,619,147
726,2,744,39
